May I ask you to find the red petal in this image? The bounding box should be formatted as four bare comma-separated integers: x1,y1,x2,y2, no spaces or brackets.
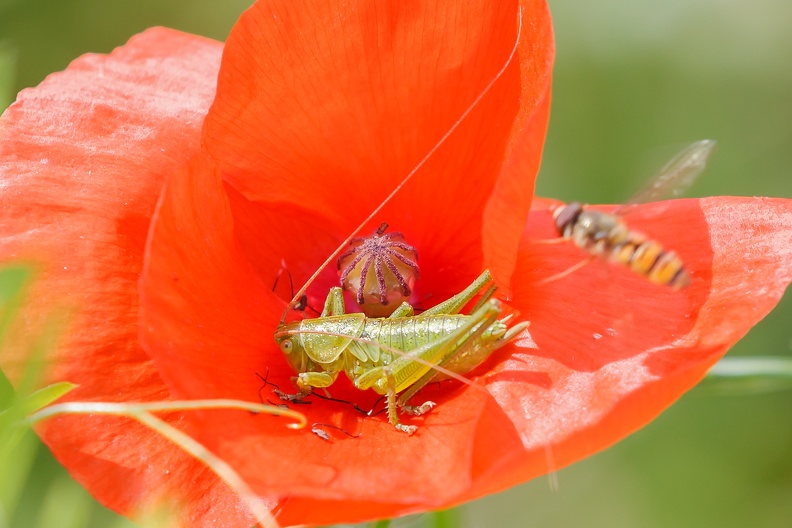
0,29,252,527
140,154,286,399
472,197,792,497
482,78,551,293
203,0,553,299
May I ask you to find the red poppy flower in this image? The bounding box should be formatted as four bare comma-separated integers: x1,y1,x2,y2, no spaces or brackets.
1,1,791,527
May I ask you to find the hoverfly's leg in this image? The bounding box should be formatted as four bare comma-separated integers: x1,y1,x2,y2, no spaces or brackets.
531,237,567,245
421,270,494,317
388,301,414,318
320,286,347,317
535,257,593,286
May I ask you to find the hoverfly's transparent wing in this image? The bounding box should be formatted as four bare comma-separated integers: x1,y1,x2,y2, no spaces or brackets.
623,139,716,208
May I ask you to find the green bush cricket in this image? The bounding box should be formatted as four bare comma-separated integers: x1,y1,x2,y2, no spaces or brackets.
274,269,530,434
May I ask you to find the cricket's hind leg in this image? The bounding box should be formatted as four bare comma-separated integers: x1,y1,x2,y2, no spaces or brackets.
397,301,530,412
420,269,496,317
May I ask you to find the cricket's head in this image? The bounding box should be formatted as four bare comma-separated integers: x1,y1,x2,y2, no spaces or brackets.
275,315,367,371
274,322,316,374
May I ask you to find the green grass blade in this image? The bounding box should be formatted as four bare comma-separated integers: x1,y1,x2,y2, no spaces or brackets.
8,382,77,419
0,428,39,527
0,369,14,412
703,356,792,394
0,264,33,340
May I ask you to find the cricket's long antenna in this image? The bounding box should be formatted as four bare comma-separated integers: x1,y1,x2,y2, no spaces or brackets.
281,8,525,324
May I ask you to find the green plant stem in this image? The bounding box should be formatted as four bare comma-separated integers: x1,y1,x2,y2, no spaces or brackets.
704,356,792,394
27,399,309,528
26,399,306,427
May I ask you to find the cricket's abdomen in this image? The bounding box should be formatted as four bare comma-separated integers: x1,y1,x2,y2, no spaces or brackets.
355,315,471,363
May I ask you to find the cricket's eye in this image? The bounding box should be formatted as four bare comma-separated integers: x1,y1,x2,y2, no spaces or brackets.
279,339,293,354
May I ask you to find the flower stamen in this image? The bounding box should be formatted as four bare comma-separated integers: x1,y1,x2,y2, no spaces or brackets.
338,223,419,317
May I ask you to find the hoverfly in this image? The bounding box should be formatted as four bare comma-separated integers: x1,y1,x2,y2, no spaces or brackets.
549,139,716,288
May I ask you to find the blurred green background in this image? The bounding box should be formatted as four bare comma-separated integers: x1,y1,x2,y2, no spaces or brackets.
1,0,790,527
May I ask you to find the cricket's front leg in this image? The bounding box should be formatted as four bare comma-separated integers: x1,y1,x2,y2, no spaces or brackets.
388,301,414,318
275,371,339,402
320,286,347,317
319,286,346,317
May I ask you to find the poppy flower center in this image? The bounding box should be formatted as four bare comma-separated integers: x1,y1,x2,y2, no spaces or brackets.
337,222,420,317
